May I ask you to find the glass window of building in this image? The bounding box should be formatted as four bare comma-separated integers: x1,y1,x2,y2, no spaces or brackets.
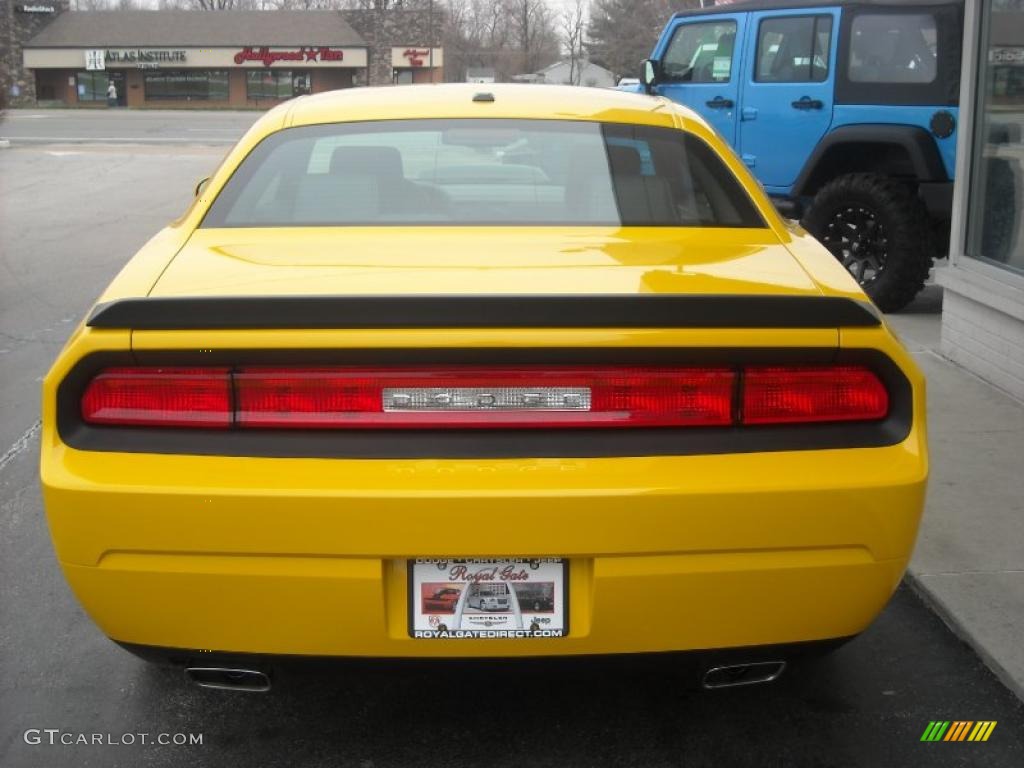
966,5,1024,271
144,70,229,101
246,71,311,100
76,72,108,102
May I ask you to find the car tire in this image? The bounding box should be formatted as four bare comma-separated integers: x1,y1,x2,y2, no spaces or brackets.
802,173,933,313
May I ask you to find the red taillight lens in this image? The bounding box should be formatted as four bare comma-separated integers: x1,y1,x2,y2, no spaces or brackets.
742,366,888,424
81,367,232,428
78,364,890,430
234,367,736,429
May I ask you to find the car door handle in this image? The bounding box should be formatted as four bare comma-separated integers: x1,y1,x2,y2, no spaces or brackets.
741,107,758,121
705,97,734,109
791,97,824,110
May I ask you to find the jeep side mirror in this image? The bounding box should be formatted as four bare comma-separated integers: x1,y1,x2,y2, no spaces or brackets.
641,59,660,93
194,177,210,197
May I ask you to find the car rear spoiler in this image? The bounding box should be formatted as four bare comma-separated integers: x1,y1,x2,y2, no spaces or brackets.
86,295,880,331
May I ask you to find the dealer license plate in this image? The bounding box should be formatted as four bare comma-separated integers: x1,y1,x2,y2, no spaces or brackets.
409,559,568,639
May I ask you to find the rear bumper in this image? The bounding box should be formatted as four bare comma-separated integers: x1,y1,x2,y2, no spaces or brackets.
44,442,926,658
40,325,928,659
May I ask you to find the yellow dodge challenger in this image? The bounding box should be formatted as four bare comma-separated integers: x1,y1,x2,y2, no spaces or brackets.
40,84,927,691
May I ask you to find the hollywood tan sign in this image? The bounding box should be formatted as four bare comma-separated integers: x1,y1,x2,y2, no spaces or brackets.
233,47,345,67
391,47,443,68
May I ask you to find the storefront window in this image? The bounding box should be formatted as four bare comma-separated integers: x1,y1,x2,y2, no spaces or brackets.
76,72,108,102
246,70,311,100
143,70,229,101
966,5,1024,271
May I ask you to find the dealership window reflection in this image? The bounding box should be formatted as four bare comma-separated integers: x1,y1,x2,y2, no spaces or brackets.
143,70,229,101
76,72,108,102
245,70,311,101
967,7,1024,271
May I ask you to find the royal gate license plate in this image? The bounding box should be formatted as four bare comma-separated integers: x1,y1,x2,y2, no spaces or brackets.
409,559,568,639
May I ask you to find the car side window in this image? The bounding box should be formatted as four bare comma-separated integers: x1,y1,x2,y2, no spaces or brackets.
756,15,833,83
848,13,938,84
662,21,738,83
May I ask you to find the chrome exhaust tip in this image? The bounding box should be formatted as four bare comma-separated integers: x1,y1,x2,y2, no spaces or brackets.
184,666,271,692
702,661,786,689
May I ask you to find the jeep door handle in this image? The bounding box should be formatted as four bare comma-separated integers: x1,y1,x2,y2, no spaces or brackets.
791,97,824,110
705,97,734,109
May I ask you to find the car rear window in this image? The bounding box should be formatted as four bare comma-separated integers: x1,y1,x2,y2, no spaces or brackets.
202,119,765,228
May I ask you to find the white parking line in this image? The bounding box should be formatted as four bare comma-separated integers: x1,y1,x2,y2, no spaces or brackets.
0,421,40,475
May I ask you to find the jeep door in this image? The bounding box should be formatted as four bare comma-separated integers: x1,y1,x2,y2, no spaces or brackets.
651,13,747,145
738,8,838,191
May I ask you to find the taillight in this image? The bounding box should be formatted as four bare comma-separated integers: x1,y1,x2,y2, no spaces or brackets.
80,367,231,428
235,367,735,428
78,364,888,430
742,366,888,424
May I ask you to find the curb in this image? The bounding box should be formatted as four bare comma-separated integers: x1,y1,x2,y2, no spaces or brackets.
905,569,1024,703
0,139,10,149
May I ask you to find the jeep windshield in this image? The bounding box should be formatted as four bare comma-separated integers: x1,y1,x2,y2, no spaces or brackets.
202,119,765,228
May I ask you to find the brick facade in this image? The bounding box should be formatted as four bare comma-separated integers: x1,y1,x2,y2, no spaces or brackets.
7,8,442,108
1,1,70,108
345,9,442,86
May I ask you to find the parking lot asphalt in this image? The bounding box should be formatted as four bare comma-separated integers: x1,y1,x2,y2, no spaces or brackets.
2,115,1024,768
0,108,257,146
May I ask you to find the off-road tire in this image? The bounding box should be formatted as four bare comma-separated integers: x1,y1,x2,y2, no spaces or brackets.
980,157,1018,263
802,173,933,313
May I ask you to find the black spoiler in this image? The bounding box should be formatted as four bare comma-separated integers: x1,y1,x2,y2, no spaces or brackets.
86,295,880,331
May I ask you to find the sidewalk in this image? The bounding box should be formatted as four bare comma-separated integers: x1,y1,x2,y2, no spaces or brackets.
886,286,1024,701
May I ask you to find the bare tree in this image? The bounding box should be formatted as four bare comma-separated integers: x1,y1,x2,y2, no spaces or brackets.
560,0,587,85
71,0,113,10
506,0,557,75
587,0,697,80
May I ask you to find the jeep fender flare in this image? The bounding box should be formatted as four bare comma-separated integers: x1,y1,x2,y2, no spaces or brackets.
791,125,949,198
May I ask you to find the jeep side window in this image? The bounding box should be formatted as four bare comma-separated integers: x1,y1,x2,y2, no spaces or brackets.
663,21,737,83
848,13,938,84
756,16,833,83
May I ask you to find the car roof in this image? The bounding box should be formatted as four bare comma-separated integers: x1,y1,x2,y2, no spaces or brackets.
284,83,702,132
671,0,962,20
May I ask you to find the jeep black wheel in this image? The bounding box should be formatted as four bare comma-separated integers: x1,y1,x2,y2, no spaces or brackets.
802,173,932,313
980,157,1017,263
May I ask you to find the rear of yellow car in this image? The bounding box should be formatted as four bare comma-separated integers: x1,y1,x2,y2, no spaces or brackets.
39,86,927,687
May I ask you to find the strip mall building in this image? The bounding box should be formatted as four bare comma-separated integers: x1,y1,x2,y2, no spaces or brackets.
2,6,442,108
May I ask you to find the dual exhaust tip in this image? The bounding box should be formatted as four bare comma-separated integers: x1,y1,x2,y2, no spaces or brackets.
184,666,271,692
183,660,786,693
702,661,786,689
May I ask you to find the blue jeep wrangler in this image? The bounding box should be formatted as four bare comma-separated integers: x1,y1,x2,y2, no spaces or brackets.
639,0,965,311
